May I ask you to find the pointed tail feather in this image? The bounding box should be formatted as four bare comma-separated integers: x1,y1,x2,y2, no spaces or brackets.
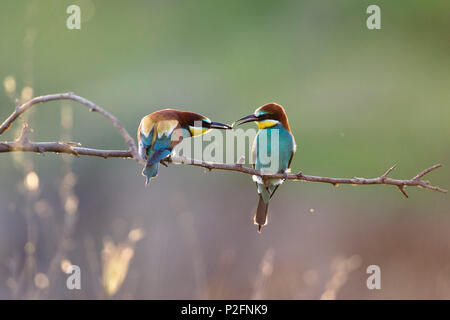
254,195,269,233
142,162,159,185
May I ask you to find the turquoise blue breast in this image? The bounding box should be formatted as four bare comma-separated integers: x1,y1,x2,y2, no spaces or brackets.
253,123,294,173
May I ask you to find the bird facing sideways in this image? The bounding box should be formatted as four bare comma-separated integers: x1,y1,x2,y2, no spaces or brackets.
235,103,296,233
138,109,231,185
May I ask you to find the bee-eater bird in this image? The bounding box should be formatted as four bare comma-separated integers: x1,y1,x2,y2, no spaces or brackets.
138,109,231,184
235,103,296,233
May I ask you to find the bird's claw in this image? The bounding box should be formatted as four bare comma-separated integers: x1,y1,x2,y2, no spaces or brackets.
160,159,168,167
160,155,173,167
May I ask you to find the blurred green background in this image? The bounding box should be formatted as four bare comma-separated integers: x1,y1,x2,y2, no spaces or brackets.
0,0,449,299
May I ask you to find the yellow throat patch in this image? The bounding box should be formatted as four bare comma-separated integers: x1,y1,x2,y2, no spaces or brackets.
257,119,279,129
189,126,211,137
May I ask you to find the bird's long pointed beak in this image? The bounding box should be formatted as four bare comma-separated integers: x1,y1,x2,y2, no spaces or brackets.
209,121,232,129
233,114,259,127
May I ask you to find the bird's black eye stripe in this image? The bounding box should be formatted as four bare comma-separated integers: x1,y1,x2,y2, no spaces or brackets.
201,119,211,128
258,113,273,121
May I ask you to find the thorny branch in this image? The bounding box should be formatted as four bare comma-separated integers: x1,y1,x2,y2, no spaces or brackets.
0,92,139,159
0,93,447,197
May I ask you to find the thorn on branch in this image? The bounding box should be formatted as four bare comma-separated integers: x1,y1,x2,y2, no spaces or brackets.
381,164,397,181
16,123,30,144
397,185,409,198
68,146,80,157
236,155,245,167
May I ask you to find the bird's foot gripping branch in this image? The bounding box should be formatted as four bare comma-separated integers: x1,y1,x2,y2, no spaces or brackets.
0,92,447,199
